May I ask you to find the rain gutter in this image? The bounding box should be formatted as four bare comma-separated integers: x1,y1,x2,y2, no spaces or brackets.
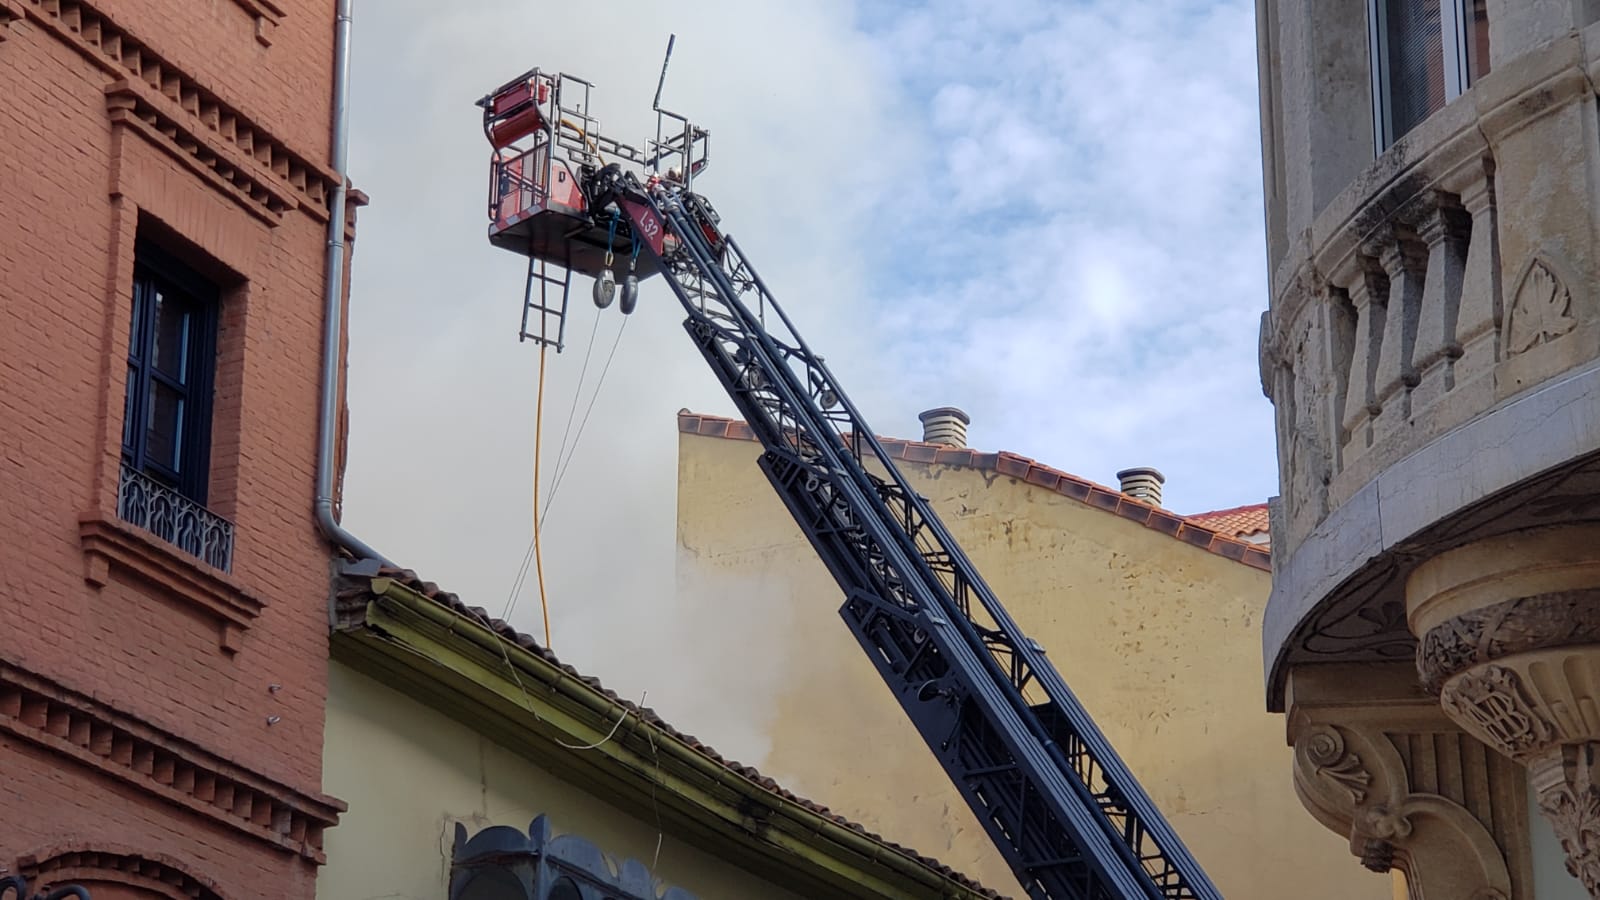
315,0,391,566
361,575,993,900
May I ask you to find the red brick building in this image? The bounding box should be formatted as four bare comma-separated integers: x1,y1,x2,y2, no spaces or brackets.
0,2,353,896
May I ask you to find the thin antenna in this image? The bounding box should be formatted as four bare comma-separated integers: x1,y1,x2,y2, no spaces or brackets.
652,34,676,112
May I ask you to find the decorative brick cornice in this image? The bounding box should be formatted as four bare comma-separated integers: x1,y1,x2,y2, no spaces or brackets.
21,0,338,220
0,663,344,863
79,512,264,653
0,0,23,38
105,80,295,226
231,0,284,48
678,411,1272,572
17,843,226,900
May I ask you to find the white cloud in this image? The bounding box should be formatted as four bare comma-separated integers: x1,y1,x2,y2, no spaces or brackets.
339,0,1276,754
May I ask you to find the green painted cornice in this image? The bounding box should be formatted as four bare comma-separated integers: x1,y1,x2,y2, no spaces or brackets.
332,575,997,900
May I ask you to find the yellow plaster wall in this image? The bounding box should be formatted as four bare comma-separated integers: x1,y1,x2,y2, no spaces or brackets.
675,431,1391,899
318,660,808,900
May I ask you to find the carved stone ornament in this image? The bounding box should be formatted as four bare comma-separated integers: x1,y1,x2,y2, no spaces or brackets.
1439,664,1555,761
1419,589,1600,692
1305,726,1372,804
1505,259,1576,355
1291,718,1519,896
1542,781,1600,895
1535,744,1600,897
1259,308,1283,401
1359,837,1396,872
1297,563,1416,664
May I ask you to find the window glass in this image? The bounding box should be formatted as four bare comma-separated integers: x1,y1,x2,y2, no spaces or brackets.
1465,0,1490,83
152,289,192,382
1372,0,1491,150
122,247,218,503
1385,0,1444,140
147,382,185,473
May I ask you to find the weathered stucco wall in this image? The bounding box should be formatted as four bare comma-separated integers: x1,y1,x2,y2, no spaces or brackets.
319,660,808,900
676,430,1390,899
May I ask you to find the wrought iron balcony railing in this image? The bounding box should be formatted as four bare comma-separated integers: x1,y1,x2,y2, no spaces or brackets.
116,462,234,572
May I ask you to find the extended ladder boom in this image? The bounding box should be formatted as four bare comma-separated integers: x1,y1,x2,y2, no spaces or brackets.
476,62,1219,897
595,170,1221,900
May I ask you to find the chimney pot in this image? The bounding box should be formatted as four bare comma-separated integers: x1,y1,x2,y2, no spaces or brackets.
918,407,971,448
1116,467,1165,506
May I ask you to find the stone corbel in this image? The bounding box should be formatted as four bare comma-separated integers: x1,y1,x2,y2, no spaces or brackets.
1293,722,1512,898
1287,663,1530,898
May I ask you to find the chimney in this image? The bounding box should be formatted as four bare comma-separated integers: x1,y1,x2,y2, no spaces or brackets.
918,407,971,448
1116,467,1165,506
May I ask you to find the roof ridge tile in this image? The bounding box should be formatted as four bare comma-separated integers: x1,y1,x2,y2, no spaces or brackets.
676,411,1270,572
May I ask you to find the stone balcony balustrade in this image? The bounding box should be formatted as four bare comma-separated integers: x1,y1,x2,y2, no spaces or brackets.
1260,30,1600,703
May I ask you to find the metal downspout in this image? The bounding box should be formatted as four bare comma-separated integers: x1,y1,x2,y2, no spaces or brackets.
316,0,391,566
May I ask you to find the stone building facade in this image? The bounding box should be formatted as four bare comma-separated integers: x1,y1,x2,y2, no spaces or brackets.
1254,2,1600,897
0,1,350,896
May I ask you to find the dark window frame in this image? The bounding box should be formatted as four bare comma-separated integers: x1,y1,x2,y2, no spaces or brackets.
124,241,220,505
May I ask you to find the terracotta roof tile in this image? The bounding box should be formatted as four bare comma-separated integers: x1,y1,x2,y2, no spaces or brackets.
1086,490,1121,512
1025,468,1061,491
935,447,975,466
344,568,1004,899
1213,539,1248,563
1145,510,1184,536
1055,479,1092,503
678,412,1271,573
1114,498,1154,527
1183,503,1271,540
1176,524,1215,548
994,454,1029,480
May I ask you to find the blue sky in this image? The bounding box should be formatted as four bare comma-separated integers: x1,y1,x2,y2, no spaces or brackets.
339,0,1275,750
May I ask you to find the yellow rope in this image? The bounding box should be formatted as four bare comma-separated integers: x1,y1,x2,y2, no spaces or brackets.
559,117,606,166
533,341,553,648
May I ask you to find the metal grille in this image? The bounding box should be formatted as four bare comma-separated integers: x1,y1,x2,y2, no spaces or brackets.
117,462,234,571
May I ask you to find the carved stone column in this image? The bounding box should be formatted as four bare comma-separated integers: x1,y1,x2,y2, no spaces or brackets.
1371,224,1429,438
1409,193,1471,413
1287,662,1532,899
1409,525,1600,896
1337,253,1389,460
1446,159,1501,393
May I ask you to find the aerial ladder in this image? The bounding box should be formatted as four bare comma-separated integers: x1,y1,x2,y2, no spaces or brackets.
476,52,1223,900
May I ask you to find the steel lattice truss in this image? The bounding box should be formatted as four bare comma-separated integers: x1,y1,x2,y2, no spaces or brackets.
609,173,1222,900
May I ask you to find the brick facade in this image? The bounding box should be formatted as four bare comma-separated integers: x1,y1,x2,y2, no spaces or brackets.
0,2,349,896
